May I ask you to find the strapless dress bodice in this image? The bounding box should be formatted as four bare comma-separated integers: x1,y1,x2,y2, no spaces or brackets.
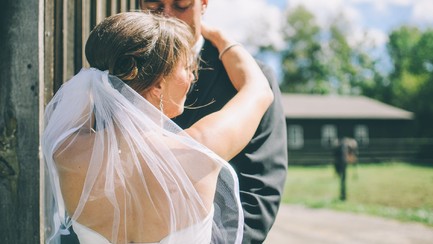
72,207,213,244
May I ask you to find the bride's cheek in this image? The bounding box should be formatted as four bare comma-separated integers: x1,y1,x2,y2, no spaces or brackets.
182,82,190,96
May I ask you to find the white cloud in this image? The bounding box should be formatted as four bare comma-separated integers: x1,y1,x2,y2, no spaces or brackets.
285,0,361,29
285,0,365,46
204,0,283,53
286,0,346,23
204,0,432,54
363,28,389,47
411,0,433,25
348,0,412,8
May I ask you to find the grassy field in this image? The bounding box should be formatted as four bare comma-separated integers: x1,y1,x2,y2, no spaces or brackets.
282,162,433,227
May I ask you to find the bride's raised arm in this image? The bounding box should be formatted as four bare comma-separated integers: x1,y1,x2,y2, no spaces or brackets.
185,25,274,161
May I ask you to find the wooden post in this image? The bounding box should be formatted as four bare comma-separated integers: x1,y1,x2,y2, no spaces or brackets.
130,0,137,11
1,0,142,242
110,0,118,15
120,0,128,12
82,0,92,68
64,0,77,80
0,0,44,243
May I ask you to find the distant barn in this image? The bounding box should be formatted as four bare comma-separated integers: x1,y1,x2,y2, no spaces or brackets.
281,94,423,164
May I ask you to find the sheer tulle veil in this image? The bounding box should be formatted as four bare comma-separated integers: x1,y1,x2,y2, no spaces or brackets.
42,68,243,243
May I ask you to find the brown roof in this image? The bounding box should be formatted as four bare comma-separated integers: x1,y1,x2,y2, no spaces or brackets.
281,94,413,120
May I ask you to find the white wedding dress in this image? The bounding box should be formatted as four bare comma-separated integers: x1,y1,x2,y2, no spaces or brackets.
42,68,243,244
72,206,213,244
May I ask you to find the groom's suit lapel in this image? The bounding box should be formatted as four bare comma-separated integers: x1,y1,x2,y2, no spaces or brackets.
194,40,223,102
196,39,237,108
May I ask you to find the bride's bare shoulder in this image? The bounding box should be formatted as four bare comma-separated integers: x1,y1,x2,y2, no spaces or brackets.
53,128,96,171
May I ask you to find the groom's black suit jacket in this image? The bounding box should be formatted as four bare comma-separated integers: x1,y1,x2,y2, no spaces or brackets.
173,40,288,244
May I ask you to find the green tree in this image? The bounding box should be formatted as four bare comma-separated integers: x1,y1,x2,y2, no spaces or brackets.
410,29,433,75
325,15,382,95
279,7,382,95
280,5,327,93
383,26,433,136
408,29,433,136
386,26,423,108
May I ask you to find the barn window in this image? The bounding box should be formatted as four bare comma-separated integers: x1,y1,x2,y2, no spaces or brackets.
288,125,304,149
321,124,337,148
354,125,369,146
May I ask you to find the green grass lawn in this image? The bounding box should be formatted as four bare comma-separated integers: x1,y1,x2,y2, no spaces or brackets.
282,162,433,227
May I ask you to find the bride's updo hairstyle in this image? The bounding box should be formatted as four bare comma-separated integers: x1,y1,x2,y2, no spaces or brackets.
85,12,196,92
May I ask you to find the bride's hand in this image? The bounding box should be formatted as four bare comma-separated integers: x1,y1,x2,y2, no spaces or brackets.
201,24,234,55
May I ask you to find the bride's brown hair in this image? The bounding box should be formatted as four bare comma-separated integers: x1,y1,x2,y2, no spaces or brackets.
85,11,196,92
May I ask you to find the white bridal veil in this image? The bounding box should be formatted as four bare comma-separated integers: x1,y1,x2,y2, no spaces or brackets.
42,68,243,243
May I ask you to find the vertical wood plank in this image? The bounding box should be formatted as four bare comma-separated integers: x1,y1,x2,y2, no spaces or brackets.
81,0,91,67
129,0,136,11
74,0,83,72
63,0,76,79
54,0,64,91
40,0,52,241
111,0,118,15
41,1,57,242
44,0,55,102
120,0,127,12
0,0,42,243
96,0,107,24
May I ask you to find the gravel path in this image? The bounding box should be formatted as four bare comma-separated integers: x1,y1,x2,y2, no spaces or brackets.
264,204,433,244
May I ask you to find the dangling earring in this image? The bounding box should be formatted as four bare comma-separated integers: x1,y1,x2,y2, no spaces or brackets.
159,94,164,112
159,94,164,128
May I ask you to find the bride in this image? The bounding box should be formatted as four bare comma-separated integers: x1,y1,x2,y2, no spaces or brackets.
42,12,273,244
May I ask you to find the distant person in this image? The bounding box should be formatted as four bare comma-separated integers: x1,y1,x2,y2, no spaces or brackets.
333,137,358,200
42,12,273,243
139,1,288,243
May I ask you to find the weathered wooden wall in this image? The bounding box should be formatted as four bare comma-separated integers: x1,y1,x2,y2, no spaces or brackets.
0,0,43,243
51,0,139,87
0,0,140,243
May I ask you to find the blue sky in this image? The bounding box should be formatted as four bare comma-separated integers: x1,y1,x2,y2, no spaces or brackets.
275,0,432,41
355,3,412,31
204,0,433,80
206,0,433,48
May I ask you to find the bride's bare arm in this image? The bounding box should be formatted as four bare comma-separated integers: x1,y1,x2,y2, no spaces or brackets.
185,25,274,161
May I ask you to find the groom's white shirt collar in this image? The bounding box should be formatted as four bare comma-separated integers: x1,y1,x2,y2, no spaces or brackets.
192,35,205,57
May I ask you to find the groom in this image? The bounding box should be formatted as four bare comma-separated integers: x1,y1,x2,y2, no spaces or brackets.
139,1,288,243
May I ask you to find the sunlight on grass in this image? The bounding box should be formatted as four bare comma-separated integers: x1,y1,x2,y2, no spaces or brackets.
282,162,433,226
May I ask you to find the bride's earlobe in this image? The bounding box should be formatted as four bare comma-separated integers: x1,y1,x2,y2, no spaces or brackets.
150,81,164,98
143,82,164,109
